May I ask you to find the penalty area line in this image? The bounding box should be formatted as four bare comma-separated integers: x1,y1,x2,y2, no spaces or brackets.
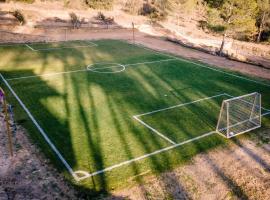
133,116,176,145
135,93,227,117
75,130,216,181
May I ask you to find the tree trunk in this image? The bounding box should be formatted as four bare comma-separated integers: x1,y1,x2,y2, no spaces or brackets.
257,11,266,42
219,34,226,56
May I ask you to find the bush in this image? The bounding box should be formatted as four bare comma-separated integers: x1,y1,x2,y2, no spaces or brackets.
124,0,142,15
11,0,35,3
207,24,226,33
84,0,113,10
12,10,25,25
97,12,106,21
140,2,167,22
69,12,80,28
96,12,114,24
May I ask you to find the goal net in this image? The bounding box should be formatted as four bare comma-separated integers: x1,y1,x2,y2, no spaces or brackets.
216,92,261,138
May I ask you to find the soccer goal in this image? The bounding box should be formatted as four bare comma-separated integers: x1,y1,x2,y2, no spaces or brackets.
216,92,261,138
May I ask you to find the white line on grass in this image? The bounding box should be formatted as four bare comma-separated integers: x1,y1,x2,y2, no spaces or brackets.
135,93,227,117
125,58,176,66
25,41,98,51
75,130,216,181
133,116,176,145
262,111,270,117
6,69,88,81
132,42,270,88
6,58,177,81
25,44,37,51
0,73,80,182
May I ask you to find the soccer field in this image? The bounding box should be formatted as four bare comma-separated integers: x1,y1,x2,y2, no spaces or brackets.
0,40,270,191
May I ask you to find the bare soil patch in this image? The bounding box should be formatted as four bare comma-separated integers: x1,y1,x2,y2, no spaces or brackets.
0,122,78,199
106,135,270,200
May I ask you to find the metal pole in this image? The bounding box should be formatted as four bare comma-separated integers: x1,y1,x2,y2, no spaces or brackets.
132,22,135,44
65,28,67,41
0,88,13,156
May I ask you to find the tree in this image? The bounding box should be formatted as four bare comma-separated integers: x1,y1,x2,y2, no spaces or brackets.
257,0,270,42
206,0,258,54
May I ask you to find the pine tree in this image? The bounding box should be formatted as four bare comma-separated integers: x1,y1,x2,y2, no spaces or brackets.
257,0,270,42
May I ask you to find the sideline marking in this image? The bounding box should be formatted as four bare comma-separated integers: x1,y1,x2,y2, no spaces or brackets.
26,41,97,51
0,73,80,181
132,42,270,88
7,58,177,81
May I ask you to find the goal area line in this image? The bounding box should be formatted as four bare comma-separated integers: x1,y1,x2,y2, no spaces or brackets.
1,72,270,182
25,41,98,51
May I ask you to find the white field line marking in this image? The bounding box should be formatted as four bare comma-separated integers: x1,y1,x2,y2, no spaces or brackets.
262,111,270,117
125,58,176,66
135,93,227,118
76,130,216,181
0,73,79,182
6,69,88,81
224,93,270,112
6,58,177,81
76,97,270,181
26,41,98,51
133,116,176,145
25,44,37,52
132,42,270,88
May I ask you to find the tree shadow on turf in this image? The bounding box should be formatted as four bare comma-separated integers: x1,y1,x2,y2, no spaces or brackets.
2,39,268,198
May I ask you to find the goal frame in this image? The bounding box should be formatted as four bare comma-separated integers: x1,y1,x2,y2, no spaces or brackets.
216,92,262,138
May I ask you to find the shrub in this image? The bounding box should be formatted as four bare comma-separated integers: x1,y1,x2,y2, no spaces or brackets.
84,0,113,10
11,0,35,3
124,0,142,15
12,10,25,25
69,12,80,28
97,12,106,21
207,24,226,33
96,12,114,24
140,2,167,22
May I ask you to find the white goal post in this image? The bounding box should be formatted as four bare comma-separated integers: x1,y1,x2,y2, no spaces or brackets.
216,92,261,138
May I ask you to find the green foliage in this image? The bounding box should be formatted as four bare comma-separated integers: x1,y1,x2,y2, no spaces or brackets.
12,9,25,25
256,0,270,42
206,0,258,40
69,12,80,28
204,0,224,8
11,0,35,3
96,12,114,24
125,0,143,15
140,1,168,21
84,0,113,10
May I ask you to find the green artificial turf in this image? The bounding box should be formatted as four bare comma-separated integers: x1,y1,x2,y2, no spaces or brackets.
0,39,269,195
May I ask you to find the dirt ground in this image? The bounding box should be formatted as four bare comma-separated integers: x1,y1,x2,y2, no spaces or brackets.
0,121,78,199
106,134,270,200
1,116,269,199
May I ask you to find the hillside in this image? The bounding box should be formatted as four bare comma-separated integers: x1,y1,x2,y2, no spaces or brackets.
0,0,270,68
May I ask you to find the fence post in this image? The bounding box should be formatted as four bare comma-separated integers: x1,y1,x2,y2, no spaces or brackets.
0,87,13,157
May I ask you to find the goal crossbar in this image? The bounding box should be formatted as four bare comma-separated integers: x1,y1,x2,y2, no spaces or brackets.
216,92,261,138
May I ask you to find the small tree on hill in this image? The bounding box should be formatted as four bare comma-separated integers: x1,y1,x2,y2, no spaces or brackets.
256,0,270,42
207,0,258,54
